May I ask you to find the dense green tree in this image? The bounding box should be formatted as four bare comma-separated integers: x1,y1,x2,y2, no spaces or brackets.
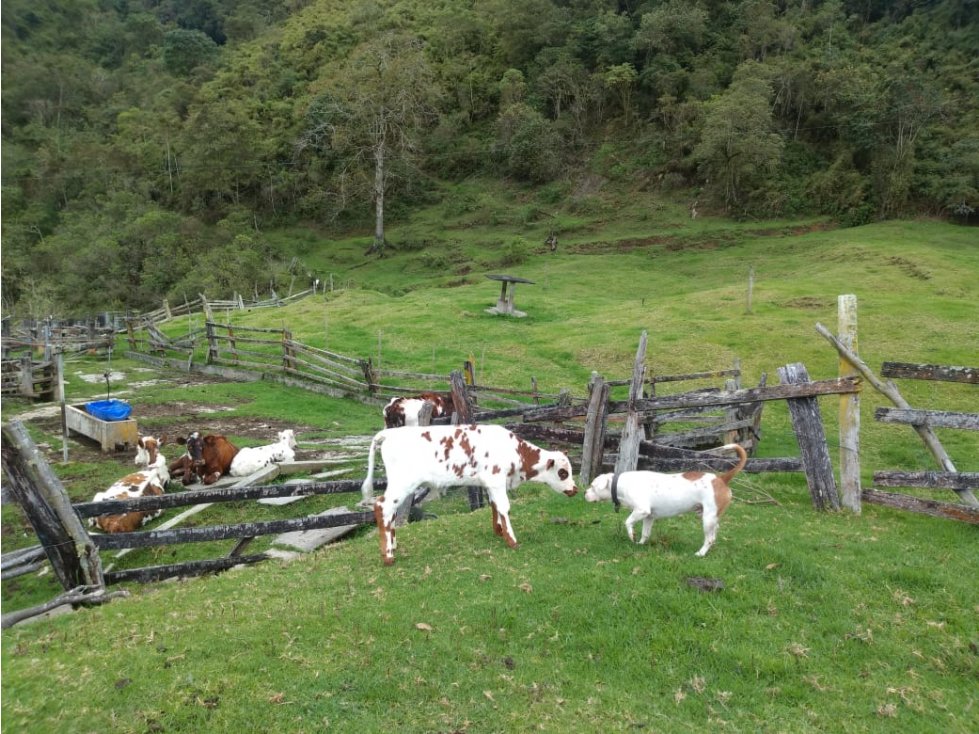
693,62,784,210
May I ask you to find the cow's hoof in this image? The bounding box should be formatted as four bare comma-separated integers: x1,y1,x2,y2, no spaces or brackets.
383,557,395,566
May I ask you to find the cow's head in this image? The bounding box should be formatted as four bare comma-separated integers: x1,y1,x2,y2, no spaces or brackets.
178,431,205,469
542,452,579,497
134,434,164,467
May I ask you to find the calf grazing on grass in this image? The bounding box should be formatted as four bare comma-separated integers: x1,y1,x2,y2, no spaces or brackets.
229,429,297,476
360,424,579,565
382,391,455,428
171,432,239,485
584,443,748,556
90,435,169,533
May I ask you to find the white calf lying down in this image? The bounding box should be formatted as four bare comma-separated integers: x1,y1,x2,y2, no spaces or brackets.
360,424,579,565
229,429,297,477
585,443,748,556
90,435,170,534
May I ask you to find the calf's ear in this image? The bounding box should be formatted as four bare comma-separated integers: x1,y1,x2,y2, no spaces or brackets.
546,458,555,469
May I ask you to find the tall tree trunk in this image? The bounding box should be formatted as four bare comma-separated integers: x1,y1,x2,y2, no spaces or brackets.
368,138,386,255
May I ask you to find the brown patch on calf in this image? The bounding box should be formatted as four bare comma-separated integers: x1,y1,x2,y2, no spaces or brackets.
516,441,540,480
374,496,395,565
683,471,705,481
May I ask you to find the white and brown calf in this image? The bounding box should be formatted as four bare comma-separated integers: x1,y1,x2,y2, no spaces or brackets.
90,435,170,534
584,443,748,556
360,424,579,565
229,429,297,477
382,391,455,428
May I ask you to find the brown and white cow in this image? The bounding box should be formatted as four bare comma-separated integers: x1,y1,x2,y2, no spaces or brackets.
360,424,579,565
171,432,239,485
90,435,169,533
382,391,455,428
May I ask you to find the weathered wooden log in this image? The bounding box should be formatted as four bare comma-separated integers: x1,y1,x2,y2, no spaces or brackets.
615,331,648,476
73,478,382,518
1,420,104,590
634,456,804,474
880,362,978,384
1,586,130,630
104,554,270,585
874,408,979,431
91,510,374,550
872,471,979,490
1,545,48,580
816,322,977,508
862,489,979,524
777,363,840,510
579,373,610,486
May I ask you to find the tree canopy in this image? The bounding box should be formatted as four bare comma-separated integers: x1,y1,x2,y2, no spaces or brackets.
2,0,977,315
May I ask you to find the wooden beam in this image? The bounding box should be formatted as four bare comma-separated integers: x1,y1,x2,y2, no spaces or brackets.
1,420,104,590
777,363,840,510
90,510,374,551
104,554,270,585
880,362,978,384
874,408,979,431
873,471,979,491
862,489,979,524
837,294,861,513
73,477,381,518
614,331,648,476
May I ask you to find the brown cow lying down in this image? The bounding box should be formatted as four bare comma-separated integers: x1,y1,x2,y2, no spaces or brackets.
170,431,239,485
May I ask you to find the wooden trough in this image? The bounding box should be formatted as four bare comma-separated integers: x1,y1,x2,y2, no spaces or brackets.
65,404,138,453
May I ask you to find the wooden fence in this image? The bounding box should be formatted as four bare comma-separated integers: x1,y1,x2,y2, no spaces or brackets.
817,294,979,519
0,354,62,401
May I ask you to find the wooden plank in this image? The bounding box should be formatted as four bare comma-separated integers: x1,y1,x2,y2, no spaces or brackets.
837,294,862,512
873,471,979,491
73,477,378,517
880,362,978,384
91,510,374,550
874,408,979,431
104,554,270,585
862,489,979,524
777,363,840,510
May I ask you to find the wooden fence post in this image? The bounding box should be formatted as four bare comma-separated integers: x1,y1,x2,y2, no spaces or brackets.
205,321,218,364
1,420,104,590
282,329,295,372
614,331,648,477
448,370,483,509
837,295,861,513
777,362,841,510
580,372,610,486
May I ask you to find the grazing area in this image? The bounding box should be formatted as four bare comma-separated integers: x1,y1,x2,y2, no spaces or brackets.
2,220,977,733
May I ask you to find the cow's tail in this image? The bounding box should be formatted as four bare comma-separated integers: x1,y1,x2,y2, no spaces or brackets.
359,431,387,506
718,443,748,484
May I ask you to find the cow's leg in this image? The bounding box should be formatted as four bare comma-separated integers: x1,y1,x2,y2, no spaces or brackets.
373,496,397,566
487,488,517,549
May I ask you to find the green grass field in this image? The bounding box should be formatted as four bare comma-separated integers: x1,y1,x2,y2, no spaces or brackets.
2,213,977,733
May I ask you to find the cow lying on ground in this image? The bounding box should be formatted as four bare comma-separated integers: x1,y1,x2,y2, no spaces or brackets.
360,424,579,565
90,435,169,533
382,391,455,428
170,432,239,485
230,429,297,477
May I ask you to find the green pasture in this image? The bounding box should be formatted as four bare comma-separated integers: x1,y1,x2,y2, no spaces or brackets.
2,218,977,733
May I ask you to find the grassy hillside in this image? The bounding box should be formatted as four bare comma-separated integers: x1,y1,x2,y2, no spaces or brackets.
2,217,977,733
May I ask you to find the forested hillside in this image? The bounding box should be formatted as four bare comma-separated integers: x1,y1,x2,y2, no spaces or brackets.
2,0,977,316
